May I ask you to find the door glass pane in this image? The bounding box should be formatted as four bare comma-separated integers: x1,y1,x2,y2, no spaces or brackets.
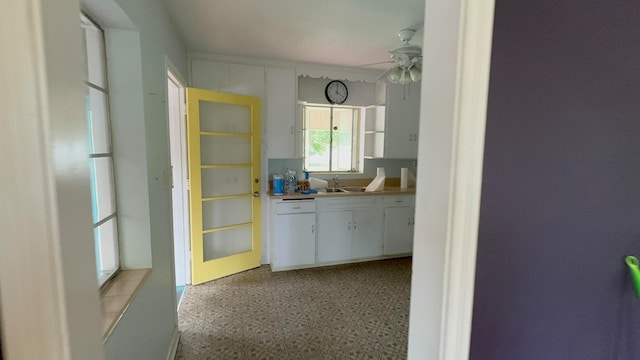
200,101,250,133
200,135,251,165
87,87,110,154
201,167,251,197
202,198,252,230
203,226,252,261
90,157,115,223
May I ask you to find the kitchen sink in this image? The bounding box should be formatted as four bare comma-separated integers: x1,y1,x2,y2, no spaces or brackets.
324,187,347,193
339,186,367,192
324,186,366,193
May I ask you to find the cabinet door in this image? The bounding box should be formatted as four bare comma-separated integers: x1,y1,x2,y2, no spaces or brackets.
352,208,384,259
383,207,415,255
274,213,316,267
191,60,265,98
385,83,420,158
317,211,352,263
266,67,296,158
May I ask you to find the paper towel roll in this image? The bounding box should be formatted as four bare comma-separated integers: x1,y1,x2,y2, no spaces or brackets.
400,168,408,190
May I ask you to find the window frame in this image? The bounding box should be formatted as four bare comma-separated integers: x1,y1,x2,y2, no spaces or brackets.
81,12,120,287
302,103,363,174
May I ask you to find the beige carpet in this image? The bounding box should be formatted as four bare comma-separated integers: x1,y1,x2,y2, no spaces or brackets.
175,257,411,360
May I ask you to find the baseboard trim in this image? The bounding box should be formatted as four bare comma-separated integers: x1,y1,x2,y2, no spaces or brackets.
166,326,180,360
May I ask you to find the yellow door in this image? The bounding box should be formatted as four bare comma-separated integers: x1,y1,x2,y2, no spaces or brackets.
186,88,261,285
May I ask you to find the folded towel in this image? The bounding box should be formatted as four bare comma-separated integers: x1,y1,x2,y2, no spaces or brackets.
309,177,328,190
365,167,386,192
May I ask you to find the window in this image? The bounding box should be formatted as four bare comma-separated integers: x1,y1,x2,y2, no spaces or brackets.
303,105,362,172
81,13,119,286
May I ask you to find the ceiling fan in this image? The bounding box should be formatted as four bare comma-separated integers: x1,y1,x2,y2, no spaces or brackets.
362,29,422,84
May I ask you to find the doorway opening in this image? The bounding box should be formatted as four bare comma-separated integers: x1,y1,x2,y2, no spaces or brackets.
167,67,190,309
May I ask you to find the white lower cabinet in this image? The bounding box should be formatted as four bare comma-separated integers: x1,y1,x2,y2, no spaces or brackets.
270,195,414,271
316,210,352,263
351,209,384,259
272,200,316,269
383,206,415,255
317,197,384,263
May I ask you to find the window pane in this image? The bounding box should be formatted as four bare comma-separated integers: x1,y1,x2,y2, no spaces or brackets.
87,87,110,154
333,108,355,171
90,157,116,223
95,218,119,286
305,107,331,171
303,106,360,172
82,15,106,88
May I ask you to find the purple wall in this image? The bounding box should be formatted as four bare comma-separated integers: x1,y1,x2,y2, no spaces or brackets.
470,1,640,359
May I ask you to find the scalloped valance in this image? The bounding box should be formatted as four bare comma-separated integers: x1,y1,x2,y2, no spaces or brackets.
297,68,381,83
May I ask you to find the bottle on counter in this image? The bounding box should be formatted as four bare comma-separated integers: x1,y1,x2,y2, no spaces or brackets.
300,170,310,191
285,169,297,194
273,174,284,195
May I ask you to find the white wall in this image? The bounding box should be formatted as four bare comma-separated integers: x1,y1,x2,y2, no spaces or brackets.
297,76,380,106
107,28,153,269
82,0,188,358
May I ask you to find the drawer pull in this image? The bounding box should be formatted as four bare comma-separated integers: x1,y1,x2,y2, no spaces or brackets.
292,206,301,209
395,200,404,203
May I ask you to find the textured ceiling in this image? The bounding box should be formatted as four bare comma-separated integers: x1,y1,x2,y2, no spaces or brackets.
163,0,425,70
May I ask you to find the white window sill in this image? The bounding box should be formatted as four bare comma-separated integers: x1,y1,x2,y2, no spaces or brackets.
100,268,151,341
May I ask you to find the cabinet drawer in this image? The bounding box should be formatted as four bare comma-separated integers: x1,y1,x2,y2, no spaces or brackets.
275,201,316,214
316,196,379,212
383,195,414,207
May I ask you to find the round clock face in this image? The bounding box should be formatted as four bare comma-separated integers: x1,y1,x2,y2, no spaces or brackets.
325,80,348,104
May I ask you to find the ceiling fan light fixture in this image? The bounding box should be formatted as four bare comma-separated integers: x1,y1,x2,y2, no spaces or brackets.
409,65,421,82
380,29,423,84
388,67,403,84
398,69,411,85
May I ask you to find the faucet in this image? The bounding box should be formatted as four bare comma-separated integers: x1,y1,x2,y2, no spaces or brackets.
333,175,340,188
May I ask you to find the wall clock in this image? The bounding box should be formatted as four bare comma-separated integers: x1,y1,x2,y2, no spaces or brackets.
325,80,348,104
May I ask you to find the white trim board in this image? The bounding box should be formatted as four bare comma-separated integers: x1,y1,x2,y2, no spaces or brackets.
407,0,495,359
166,327,181,360
0,0,104,358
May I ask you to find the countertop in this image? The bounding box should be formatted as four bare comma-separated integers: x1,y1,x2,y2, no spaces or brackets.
267,186,416,200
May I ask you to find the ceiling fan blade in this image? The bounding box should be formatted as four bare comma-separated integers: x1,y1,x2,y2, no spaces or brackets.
358,60,395,68
375,67,395,81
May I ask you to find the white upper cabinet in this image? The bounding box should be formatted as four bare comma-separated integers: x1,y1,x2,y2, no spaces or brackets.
191,60,265,97
363,105,386,159
265,67,297,158
384,82,421,159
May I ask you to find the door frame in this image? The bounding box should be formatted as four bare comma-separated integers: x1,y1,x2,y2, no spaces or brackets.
2,0,495,358
166,58,191,287
408,0,495,359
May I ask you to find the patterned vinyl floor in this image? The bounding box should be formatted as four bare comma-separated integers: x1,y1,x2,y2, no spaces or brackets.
176,257,411,360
